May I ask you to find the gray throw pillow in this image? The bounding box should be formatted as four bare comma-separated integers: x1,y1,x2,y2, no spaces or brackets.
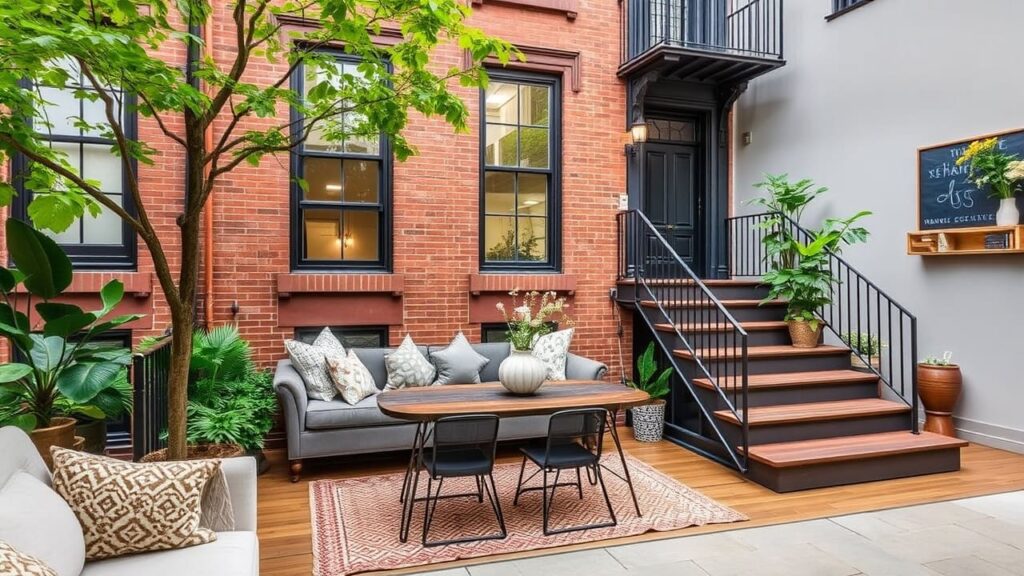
430,332,490,385
284,327,346,401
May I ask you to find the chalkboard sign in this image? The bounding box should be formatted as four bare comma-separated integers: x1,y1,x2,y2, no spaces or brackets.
918,129,1024,230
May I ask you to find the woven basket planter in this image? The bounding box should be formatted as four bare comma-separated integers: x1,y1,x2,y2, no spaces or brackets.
631,400,666,442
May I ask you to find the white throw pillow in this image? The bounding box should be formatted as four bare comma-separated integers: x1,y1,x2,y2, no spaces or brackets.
328,349,381,405
532,327,574,381
0,471,85,576
0,541,57,576
384,334,436,391
284,327,346,401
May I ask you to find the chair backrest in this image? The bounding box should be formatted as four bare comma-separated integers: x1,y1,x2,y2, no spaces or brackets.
545,408,606,460
430,414,501,467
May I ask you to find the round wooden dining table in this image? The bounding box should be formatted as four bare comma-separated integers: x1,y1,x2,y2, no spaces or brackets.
378,380,651,542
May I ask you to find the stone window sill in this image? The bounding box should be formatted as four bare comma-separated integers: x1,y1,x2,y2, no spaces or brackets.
276,273,404,298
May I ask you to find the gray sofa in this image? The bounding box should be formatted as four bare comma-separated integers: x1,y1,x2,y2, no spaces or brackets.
273,340,607,481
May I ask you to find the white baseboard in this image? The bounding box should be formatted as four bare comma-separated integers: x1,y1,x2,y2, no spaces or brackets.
949,417,1024,455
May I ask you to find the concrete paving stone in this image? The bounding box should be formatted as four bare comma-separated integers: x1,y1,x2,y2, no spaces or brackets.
873,502,991,532
956,492,1024,524
624,560,710,576
693,543,861,576
466,561,524,576
926,556,1019,576
958,516,1024,550
510,549,629,576
831,512,909,541
970,542,1024,575
414,569,472,576
606,532,754,567
876,524,1020,565
810,527,945,576
725,519,857,549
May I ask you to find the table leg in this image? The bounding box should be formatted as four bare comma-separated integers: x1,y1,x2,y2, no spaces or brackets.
400,421,428,541
605,409,642,517
400,422,425,504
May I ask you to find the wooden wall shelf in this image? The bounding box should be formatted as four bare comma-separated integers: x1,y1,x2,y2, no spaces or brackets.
907,225,1024,256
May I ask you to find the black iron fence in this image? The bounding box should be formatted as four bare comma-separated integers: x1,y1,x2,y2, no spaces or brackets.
623,0,784,63
131,337,172,460
727,212,919,432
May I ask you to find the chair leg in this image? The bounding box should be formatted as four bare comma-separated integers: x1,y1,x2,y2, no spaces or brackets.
585,463,598,486
513,455,527,506
595,465,618,528
400,462,423,543
543,468,562,536
484,473,507,538
541,469,550,534
475,476,483,503
421,476,445,546
575,467,584,499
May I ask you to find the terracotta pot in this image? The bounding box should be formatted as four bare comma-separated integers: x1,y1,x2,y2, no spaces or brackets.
787,320,823,348
141,443,245,462
851,354,882,373
29,417,78,469
917,363,962,437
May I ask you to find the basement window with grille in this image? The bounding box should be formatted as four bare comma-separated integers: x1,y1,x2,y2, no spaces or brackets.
827,0,877,21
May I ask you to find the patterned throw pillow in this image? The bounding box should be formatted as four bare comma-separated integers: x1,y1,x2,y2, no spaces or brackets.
532,327,574,380
384,334,436,391
285,327,347,401
0,542,57,576
430,331,490,385
49,447,220,561
327,349,380,405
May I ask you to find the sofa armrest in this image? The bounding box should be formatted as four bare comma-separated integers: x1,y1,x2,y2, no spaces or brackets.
565,353,608,381
273,359,308,459
221,456,257,532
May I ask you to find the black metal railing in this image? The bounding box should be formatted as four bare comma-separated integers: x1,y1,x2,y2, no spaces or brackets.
131,337,172,460
623,0,784,63
727,212,919,432
618,209,750,471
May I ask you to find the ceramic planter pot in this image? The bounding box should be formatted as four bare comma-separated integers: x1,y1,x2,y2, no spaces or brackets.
631,400,666,442
917,363,962,437
498,349,547,396
787,319,823,348
30,417,78,468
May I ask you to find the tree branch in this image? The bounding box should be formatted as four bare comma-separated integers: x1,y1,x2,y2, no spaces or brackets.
136,91,187,148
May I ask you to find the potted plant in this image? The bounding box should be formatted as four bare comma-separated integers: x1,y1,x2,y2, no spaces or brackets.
956,137,1024,226
627,343,672,442
65,368,133,454
841,332,885,372
0,220,140,466
495,290,571,395
917,352,962,438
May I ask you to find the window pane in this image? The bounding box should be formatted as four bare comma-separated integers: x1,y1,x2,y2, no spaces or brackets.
342,160,379,203
36,86,79,136
51,141,82,177
484,215,516,261
81,93,119,138
484,82,518,124
303,157,342,201
83,194,123,245
44,221,81,245
519,127,549,168
517,216,547,261
518,173,548,217
82,143,122,192
304,208,343,260
485,124,518,167
304,121,341,153
342,211,379,261
484,171,515,215
520,85,550,126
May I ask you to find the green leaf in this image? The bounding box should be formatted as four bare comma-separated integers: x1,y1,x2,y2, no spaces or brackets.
97,280,125,315
0,363,32,383
56,361,123,404
35,302,85,322
0,266,25,293
43,311,97,338
5,219,72,299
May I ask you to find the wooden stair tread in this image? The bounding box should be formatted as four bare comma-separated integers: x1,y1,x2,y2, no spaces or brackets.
618,278,764,287
640,299,784,309
674,345,849,361
715,398,910,426
656,320,788,333
694,370,878,390
743,431,969,468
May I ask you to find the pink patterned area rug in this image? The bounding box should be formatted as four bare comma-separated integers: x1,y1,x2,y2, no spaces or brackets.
310,454,747,575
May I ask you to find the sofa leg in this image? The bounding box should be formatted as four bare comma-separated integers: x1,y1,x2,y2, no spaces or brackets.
290,460,303,482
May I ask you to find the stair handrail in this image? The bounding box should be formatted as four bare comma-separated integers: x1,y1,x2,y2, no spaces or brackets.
727,211,920,433
619,209,750,471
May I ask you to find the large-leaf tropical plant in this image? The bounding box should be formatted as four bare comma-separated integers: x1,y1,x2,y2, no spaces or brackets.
0,219,141,431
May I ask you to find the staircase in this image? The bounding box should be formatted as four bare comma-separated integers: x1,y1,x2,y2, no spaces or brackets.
616,211,967,492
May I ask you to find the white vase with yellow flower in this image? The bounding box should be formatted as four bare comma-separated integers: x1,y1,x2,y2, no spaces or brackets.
957,137,1024,226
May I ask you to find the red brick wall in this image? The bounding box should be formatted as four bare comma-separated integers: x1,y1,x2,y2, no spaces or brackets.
2,0,634,382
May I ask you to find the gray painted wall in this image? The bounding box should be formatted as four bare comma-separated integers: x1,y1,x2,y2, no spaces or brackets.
733,0,1024,452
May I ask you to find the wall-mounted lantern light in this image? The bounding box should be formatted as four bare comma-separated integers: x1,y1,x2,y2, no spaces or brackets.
625,121,648,157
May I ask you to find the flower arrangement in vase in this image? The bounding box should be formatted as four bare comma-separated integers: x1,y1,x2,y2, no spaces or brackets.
956,137,1024,226
495,290,571,395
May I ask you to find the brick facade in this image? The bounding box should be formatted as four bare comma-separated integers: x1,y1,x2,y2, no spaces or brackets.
2,1,634,383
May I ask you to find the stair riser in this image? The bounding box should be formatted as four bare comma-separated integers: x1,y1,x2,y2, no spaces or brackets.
693,381,880,409
676,353,853,376
645,284,771,301
721,412,910,445
658,328,792,347
747,448,962,493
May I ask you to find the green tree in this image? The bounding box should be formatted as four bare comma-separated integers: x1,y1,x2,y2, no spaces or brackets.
0,0,514,459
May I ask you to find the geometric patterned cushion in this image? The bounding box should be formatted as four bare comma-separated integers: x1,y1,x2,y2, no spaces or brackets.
0,541,58,576
327,349,380,405
531,327,574,381
384,334,436,391
49,448,219,561
429,331,490,385
284,327,347,401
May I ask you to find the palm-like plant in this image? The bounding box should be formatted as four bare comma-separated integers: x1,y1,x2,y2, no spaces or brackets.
629,342,672,400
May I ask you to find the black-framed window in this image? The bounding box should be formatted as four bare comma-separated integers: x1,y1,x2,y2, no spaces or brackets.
291,53,390,271
10,58,137,269
827,0,875,20
481,322,558,344
294,326,388,349
480,71,561,271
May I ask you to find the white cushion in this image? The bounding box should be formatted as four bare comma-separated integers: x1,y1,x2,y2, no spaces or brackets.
327,349,380,405
284,328,346,401
384,334,435,391
80,532,258,576
0,471,85,576
532,328,574,380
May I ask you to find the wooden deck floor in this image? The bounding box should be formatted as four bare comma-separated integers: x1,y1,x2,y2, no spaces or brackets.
258,434,1024,575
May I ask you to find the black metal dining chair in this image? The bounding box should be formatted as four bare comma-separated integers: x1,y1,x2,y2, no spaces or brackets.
416,414,507,547
513,408,617,535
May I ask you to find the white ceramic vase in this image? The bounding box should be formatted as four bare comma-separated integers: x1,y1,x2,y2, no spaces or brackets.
996,197,1020,226
498,349,547,395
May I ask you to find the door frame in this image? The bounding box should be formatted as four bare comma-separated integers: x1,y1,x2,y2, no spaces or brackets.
640,140,704,277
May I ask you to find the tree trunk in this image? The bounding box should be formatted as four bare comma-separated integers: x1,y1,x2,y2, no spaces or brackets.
165,308,194,460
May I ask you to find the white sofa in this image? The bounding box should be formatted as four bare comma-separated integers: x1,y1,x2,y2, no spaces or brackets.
0,426,259,576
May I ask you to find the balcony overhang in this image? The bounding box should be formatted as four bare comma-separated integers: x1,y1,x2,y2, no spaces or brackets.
618,45,785,86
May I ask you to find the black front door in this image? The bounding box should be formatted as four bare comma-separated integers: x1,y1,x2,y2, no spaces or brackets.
643,142,702,276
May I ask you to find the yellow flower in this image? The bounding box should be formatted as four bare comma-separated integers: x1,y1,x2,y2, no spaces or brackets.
957,138,999,166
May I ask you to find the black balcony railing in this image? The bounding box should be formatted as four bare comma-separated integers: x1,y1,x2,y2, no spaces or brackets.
623,0,784,63
131,337,172,460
